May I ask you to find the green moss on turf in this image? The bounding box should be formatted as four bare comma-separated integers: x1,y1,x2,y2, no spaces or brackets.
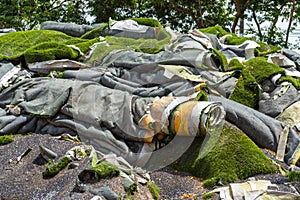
0,30,100,64
245,57,285,84
279,76,300,90
24,42,79,64
255,42,280,56
229,69,261,108
0,135,14,145
147,182,160,200
0,30,72,60
225,35,251,45
202,192,215,199
171,123,277,188
81,23,108,39
130,18,162,28
200,26,229,38
227,58,244,71
288,171,300,182
89,161,120,179
212,48,228,71
87,29,170,66
43,156,72,177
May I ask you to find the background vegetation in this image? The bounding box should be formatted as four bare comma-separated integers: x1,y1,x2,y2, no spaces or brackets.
0,0,299,48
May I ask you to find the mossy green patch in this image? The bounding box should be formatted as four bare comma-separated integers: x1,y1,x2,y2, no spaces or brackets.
0,135,14,145
147,182,160,200
255,42,281,56
245,57,285,84
0,30,72,60
287,171,300,182
0,30,101,64
199,26,229,38
171,123,277,187
87,29,170,66
43,156,72,177
24,42,79,64
202,192,215,199
130,18,162,28
229,69,261,108
279,76,300,90
227,58,244,71
212,48,228,71
81,23,108,39
89,161,120,179
225,35,251,45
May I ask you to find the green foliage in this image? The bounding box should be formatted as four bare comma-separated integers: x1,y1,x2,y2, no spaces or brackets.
43,156,72,178
24,42,79,64
171,123,277,187
90,0,230,32
287,171,300,182
0,0,89,31
89,161,120,179
0,135,14,145
147,182,160,200
200,26,229,38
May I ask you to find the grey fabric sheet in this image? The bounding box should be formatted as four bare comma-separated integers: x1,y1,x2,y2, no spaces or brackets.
101,49,219,70
102,20,157,39
282,48,300,67
41,21,95,37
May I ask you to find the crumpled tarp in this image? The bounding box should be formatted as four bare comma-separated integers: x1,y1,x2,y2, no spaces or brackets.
41,21,97,37
1,18,300,168
0,76,225,168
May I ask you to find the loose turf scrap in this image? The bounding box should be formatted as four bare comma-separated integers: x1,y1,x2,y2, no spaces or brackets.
172,122,277,188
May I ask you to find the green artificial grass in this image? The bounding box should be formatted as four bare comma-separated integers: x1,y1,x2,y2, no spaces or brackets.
199,25,229,38
43,156,72,177
212,48,228,71
227,58,244,71
24,42,79,64
0,135,14,145
245,57,285,84
147,182,160,200
278,76,300,90
89,161,120,179
0,30,72,60
227,57,286,108
81,23,108,39
229,69,261,108
171,123,277,188
130,18,162,28
86,28,171,66
287,171,300,182
255,41,281,56
225,35,251,45
0,30,101,64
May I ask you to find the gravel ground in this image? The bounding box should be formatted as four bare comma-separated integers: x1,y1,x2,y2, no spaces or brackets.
0,134,299,200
